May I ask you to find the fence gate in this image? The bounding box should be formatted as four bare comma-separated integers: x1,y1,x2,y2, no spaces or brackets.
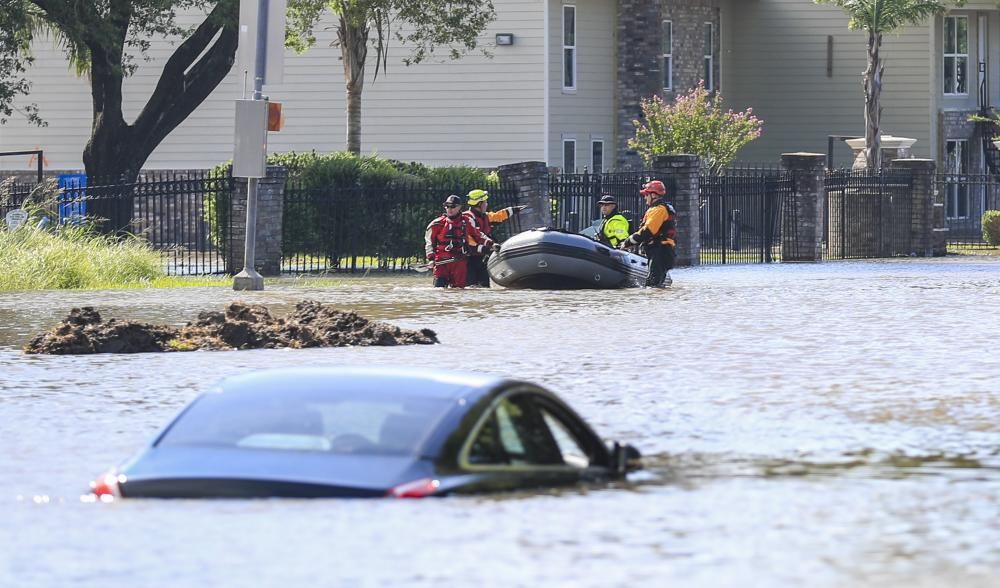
699,168,788,264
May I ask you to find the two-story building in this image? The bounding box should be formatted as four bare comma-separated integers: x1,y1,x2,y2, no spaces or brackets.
0,0,723,174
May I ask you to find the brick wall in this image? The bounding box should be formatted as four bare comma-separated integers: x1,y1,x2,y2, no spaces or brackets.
616,0,720,170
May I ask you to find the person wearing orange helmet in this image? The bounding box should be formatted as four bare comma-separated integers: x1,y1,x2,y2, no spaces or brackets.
424,195,498,288
620,180,676,287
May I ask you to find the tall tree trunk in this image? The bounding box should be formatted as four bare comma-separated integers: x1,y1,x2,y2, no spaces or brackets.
863,31,884,171
339,15,369,155
76,1,237,233
81,37,136,232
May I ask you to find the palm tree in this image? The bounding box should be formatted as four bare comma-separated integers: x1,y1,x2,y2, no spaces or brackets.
817,0,947,169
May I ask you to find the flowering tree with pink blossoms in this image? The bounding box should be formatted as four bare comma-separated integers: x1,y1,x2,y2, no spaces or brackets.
629,82,763,172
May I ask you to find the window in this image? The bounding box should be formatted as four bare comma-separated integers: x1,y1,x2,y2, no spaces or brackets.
540,410,590,468
704,22,714,90
662,20,673,91
466,397,563,466
591,140,604,174
563,5,577,91
563,139,576,173
945,140,970,219
156,389,452,456
944,16,969,95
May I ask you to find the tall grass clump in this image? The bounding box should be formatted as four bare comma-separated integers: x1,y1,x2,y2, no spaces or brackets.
0,180,164,291
0,226,164,291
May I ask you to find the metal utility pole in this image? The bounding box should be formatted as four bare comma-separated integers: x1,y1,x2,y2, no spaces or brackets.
232,0,271,291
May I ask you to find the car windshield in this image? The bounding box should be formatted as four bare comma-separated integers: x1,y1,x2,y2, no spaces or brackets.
156,387,455,456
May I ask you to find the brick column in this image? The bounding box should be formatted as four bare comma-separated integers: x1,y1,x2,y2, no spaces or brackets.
890,158,937,257
498,161,550,230
780,152,826,262
616,0,662,170
651,154,700,267
230,166,287,276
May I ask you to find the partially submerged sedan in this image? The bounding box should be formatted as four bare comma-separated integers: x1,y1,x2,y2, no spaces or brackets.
90,367,641,499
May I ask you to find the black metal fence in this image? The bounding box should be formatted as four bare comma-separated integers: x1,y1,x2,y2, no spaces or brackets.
699,166,789,264
547,171,660,234
824,169,914,259
2,172,235,275
7,163,980,277
937,173,1000,248
282,179,523,273
0,181,37,220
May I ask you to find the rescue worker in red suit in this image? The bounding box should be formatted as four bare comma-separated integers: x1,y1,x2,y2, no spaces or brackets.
620,180,677,287
424,195,498,288
462,189,527,287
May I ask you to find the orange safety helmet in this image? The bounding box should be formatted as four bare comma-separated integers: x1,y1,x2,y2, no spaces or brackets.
640,180,667,196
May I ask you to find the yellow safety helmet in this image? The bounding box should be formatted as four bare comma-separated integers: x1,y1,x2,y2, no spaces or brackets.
467,189,489,205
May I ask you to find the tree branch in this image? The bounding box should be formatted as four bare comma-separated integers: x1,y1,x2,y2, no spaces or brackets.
133,1,238,149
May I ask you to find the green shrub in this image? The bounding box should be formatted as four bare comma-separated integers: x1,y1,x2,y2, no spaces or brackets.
205,151,496,265
983,210,1000,245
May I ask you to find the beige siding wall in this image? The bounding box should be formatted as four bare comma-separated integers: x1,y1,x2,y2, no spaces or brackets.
722,0,934,164
548,0,616,172
0,2,545,171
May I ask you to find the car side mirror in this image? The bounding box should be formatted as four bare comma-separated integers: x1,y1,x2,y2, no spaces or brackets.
610,442,642,475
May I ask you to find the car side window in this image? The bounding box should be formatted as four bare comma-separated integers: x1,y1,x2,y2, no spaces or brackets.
467,396,563,466
539,409,591,468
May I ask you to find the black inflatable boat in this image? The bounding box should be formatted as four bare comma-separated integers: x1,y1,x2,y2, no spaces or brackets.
487,228,649,289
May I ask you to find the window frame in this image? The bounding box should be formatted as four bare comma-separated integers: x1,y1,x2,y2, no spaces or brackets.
591,139,604,174
457,389,603,472
944,139,971,219
562,5,577,92
943,15,969,96
662,20,673,91
704,21,715,91
563,138,577,173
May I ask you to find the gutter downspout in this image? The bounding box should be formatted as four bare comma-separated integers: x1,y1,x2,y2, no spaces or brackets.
543,0,550,165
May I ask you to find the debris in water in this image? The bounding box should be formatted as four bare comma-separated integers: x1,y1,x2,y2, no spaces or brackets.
23,300,439,354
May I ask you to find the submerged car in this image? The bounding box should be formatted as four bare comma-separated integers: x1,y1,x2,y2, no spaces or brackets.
89,367,641,499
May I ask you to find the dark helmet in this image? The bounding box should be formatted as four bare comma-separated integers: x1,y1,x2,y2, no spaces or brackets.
597,194,617,205
443,195,463,207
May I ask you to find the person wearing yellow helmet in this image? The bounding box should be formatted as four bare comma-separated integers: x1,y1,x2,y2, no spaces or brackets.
462,189,526,287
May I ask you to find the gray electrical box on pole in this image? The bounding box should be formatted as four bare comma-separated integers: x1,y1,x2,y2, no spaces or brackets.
233,99,268,178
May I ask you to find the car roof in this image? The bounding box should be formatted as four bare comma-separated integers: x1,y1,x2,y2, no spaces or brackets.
211,366,508,401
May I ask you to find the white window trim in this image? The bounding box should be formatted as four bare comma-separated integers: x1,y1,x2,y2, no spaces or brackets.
563,138,577,173
704,22,714,91
563,5,577,93
591,139,604,174
944,15,969,96
663,20,673,91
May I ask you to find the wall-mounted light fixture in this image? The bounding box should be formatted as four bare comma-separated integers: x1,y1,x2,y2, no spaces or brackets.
496,33,514,46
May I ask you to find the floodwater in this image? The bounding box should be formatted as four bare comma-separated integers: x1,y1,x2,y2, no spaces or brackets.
1,258,999,588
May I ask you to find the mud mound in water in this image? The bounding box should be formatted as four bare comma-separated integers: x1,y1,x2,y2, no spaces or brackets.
24,301,439,354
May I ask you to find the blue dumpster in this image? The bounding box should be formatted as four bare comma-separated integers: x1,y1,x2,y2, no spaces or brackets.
58,174,87,224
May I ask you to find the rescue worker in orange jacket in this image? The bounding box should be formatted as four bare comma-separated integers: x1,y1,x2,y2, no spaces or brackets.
462,189,526,287
424,195,498,288
620,180,677,287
